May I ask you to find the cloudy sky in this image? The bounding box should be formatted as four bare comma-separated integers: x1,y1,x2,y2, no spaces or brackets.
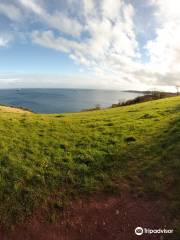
0,0,180,90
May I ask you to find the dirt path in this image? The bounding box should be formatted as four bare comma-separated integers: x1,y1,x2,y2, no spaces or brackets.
0,192,174,240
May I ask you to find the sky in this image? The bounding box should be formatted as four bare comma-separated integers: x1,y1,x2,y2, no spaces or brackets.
0,0,180,91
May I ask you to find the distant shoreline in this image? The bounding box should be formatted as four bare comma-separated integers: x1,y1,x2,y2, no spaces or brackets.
0,104,32,113
0,102,33,113
0,88,176,94
123,90,176,94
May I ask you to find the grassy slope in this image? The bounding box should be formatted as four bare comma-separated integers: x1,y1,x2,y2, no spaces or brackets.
0,97,179,231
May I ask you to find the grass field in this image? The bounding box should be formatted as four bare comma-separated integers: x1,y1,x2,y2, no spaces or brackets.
0,97,179,234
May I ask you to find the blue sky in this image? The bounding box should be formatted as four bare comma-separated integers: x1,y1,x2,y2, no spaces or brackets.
0,0,180,90
0,43,79,74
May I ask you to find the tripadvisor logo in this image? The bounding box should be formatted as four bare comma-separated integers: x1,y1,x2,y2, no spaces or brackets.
135,227,174,236
135,227,143,236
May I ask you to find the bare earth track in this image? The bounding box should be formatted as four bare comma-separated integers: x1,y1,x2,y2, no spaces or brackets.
0,192,172,240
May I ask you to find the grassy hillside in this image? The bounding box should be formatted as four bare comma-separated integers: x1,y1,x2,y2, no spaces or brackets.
0,97,179,232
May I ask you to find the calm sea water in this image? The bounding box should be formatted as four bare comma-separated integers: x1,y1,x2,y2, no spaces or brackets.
0,89,143,113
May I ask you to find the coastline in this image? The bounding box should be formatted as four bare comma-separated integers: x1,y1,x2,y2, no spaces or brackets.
0,104,32,113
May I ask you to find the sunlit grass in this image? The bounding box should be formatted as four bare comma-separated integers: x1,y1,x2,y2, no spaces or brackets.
0,97,179,235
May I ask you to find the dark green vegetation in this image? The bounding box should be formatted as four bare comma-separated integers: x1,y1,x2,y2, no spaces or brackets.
0,97,179,234
112,91,177,108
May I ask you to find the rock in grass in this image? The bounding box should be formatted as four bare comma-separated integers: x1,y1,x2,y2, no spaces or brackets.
124,136,136,142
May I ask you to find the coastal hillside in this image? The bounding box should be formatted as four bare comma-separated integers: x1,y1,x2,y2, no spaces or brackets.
0,105,31,113
0,96,180,239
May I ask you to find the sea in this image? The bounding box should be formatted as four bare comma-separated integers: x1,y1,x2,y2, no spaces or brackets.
0,89,143,113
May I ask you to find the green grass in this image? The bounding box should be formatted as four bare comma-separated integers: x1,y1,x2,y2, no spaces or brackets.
0,97,180,233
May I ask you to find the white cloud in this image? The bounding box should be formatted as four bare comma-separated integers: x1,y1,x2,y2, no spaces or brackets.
0,35,12,47
83,0,95,15
19,0,83,37
0,37,7,47
0,0,180,89
31,0,139,87
46,12,83,37
102,0,122,20
0,3,22,21
32,30,84,53
18,0,44,15
143,0,180,86
0,73,111,89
